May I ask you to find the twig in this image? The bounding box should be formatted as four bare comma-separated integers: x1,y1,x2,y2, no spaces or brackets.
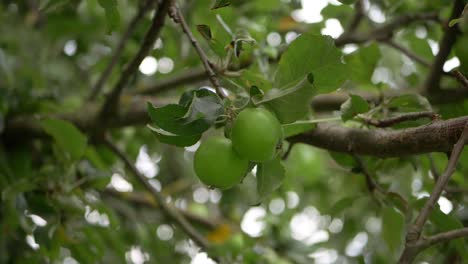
445,186,468,193
347,0,364,33
371,12,439,40
383,40,457,79
450,69,468,90
359,111,439,128
399,122,468,263
336,12,438,46
411,227,468,251
353,155,385,194
99,0,170,121
103,188,219,230
103,137,210,250
424,0,465,93
133,67,208,95
88,0,154,101
169,3,226,98
383,40,431,68
428,153,440,182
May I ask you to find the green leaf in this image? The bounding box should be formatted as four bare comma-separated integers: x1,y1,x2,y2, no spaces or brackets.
275,33,348,94
256,157,285,200
147,89,223,138
249,86,264,98
387,94,432,112
340,94,370,121
97,0,120,33
267,33,348,123
240,70,273,92
381,206,405,254
181,89,224,123
261,76,312,123
307,73,315,84
147,103,209,136
449,18,462,27
211,0,231,10
344,43,381,84
40,118,87,160
430,207,468,260
328,151,358,168
328,195,363,216
147,125,201,147
197,25,212,40
282,121,317,138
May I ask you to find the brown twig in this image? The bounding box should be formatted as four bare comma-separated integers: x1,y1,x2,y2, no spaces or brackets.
133,67,208,95
347,0,365,33
428,153,440,182
424,0,465,93
359,111,439,128
169,3,226,98
450,69,468,90
414,228,468,249
103,137,210,250
384,40,460,80
336,12,439,46
383,40,431,68
99,0,170,121
103,188,219,230
87,0,155,101
353,155,385,194
399,122,468,263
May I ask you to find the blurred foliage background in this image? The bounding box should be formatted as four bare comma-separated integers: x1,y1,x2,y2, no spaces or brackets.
1,0,468,263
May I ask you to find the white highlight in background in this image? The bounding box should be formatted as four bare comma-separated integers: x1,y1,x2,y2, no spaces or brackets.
139,56,158,75
321,19,344,38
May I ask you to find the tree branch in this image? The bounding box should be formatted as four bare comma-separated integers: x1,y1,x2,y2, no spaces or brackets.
451,69,468,90
346,0,364,33
289,116,468,158
102,188,219,230
98,0,170,121
169,3,225,98
5,98,468,158
133,67,208,95
335,12,439,46
399,121,468,263
359,111,439,128
87,0,155,101
102,137,210,250
415,228,468,249
382,40,431,68
353,155,385,194
424,0,465,93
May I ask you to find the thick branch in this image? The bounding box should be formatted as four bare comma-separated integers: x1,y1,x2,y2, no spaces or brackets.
99,0,170,120
88,0,154,101
289,116,468,158
424,0,464,93
103,137,210,249
5,97,468,158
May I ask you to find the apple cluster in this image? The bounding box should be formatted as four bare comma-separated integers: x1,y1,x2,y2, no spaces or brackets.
193,107,283,189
